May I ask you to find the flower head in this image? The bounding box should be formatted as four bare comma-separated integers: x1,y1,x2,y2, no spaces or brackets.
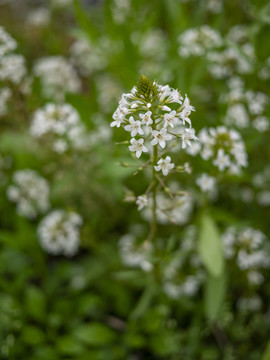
154,156,175,176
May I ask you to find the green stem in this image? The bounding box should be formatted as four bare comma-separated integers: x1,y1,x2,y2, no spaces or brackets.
152,145,158,244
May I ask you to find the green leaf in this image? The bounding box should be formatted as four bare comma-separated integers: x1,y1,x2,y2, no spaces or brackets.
25,286,46,322
57,336,85,355
73,0,99,40
262,340,270,360
22,326,45,345
198,214,224,277
129,284,157,320
254,24,270,60
204,271,226,322
74,323,115,346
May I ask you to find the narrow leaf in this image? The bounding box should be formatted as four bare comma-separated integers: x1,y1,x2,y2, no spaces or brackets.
204,271,226,322
198,214,224,277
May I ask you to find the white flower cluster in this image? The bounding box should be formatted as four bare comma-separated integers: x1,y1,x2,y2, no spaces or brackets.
222,77,269,132
0,87,11,117
37,210,82,256
143,190,193,226
33,56,81,101
196,173,217,199
178,25,222,58
222,227,270,285
30,103,90,153
25,8,50,28
70,38,108,76
111,77,197,175
7,169,50,219
118,234,153,272
206,0,223,13
207,25,255,78
136,28,168,62
0,26,27,85
237,296,262,313
111,0,131,24
0,26,17,56
187,126,248,174
177,24,256,79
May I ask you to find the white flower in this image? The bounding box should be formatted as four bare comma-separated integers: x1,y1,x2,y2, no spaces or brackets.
213,148,231,171
129,138,148,158
163,110,178,128
124,116,144,137
111,108,126,127
154,156,175,176
151,128,173,148
161,105,172,112
38,210,82,256
181,128,197,149
179,94,195,126
196,173,216,192
168,89,183,104
139,111,153,125
136,195,148,210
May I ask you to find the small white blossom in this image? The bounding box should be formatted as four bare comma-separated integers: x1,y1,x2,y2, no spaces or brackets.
154,156,174,176
181,128,197,149
213,148,231,171
124,116,144,137
196,173,216,192
151,128,173,149
139,111,153,125
129,138,148,158
163,110,178,128
136,195,148,211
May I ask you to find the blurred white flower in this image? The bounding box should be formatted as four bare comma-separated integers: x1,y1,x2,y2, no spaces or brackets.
38,210,82,256
7,170,50,219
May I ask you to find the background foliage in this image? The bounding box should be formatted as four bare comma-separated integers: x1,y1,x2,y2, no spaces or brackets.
0,0,270,359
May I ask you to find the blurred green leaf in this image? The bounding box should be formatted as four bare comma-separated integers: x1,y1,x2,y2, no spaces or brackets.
57,336,85,355
25,286,46,322
204,271,226,322
262,340,270,360
254,24,270,60
198,214,224,277
22,325,45,345
74,323,115,346
73,0,99,40
130,283,157,320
